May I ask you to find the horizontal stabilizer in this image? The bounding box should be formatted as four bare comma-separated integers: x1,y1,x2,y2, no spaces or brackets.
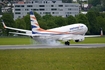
9,32,40,37
9,32,32,36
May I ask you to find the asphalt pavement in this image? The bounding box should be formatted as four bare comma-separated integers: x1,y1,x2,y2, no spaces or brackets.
0,44,105,50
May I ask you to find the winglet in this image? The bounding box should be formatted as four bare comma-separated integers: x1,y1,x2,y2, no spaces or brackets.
1,20,7,28
100,28,103,36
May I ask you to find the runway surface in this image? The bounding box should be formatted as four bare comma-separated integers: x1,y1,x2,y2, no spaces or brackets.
0,44,105,50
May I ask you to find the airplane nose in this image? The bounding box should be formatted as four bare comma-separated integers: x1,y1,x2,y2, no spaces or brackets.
83,24,88,33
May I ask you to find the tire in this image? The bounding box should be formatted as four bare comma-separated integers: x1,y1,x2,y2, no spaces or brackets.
65,41,70,45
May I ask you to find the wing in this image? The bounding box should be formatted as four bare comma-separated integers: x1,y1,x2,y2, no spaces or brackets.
85,28,103,37
1,20,30,32
9,32,44,37
1,20,32,36
85,35,101,37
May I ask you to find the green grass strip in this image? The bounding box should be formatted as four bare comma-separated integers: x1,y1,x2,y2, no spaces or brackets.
0,48,105,70
0,37,31,45
0,36,105,45
71,36,105,44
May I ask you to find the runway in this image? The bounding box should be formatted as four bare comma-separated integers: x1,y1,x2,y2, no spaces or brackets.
0,44,105,50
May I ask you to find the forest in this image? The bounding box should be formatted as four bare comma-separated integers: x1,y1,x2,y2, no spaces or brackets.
0,11,105,36
63,0,105,12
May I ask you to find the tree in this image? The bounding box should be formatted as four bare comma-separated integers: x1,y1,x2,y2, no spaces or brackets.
1,13,15,36
89,0,101,6
15,18,26,29
42,15,53,21
34,12,41,20
38,19,48,29
2,13,14,27
54,16,67,27
23,14,31,30
76,14,88,24
62,0,72,3
76,14,90,34
89,5,103,12
96,16,105,35
100,13,105,18
0,5,2,15
42,15,58,29
66,15,77,25
0,18,3,36
101,0,105,11
86,12,99,34
46,20,57,29
88,0,105,11
88,0,92,4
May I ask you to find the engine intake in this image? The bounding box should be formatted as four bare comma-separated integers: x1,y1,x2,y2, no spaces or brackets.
75,40,79,42
74,35,85,42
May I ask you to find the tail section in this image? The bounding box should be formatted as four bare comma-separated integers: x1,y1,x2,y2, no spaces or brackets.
30,11,41,34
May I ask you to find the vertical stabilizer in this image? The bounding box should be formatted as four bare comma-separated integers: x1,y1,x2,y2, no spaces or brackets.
30,11,40,34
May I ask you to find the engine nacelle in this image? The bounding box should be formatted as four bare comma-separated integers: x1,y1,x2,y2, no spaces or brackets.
75,39,84,42
73,35,85,42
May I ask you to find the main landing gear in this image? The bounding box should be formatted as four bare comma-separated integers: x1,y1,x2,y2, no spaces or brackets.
65,41,70,45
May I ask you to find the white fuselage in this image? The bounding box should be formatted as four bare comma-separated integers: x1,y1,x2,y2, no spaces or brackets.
44,23,88,35
32,23,88,42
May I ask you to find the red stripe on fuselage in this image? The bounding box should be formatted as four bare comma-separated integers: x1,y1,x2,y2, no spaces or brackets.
36,28,70,34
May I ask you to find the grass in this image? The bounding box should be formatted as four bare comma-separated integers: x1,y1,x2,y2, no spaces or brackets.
0,48,105,70
0,36,105,45
71,36,105,44
0,37,31,45
0,36,105,70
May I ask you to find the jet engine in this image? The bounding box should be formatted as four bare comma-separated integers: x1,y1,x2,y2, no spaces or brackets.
73,35,85,42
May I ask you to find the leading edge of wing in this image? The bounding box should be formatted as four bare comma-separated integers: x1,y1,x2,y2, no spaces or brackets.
1,20,30,32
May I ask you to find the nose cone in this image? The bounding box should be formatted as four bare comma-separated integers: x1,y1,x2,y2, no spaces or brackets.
83,24,88,34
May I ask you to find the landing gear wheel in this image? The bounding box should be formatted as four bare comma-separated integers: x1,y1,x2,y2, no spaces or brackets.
65,41,70,45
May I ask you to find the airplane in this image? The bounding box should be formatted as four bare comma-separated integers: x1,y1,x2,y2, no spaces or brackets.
1,11,101,45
